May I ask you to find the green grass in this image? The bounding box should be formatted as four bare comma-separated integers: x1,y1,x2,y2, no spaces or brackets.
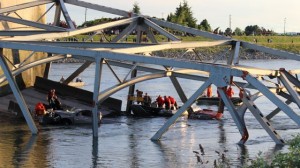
68,34,300,54
234,36,300,54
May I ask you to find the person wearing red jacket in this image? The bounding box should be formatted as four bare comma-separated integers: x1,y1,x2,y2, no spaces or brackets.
168,96,178,110
164,96,171,110
226,86,234,98
156,95,164,108
207,85,212,97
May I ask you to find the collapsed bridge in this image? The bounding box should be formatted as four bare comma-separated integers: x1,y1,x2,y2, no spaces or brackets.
1,0,300,145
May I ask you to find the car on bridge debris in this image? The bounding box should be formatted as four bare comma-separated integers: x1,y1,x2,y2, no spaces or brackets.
39,108,102,125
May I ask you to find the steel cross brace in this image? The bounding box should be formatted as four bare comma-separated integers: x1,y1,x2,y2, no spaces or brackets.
242,91,285,144
279,71,300,109
245,74,300,126
0,50,38,134
151,79,212,141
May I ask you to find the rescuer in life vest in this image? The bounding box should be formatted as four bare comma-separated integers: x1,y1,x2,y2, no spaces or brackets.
226,86,234,98
156,95,164,108
164,96,171,110
168,96,178,110
206,85,213,97
35,102,46,116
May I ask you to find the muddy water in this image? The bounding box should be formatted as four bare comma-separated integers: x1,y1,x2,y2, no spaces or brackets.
1,59,299,167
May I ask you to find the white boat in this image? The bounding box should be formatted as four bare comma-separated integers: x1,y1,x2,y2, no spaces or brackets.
68,81,85,87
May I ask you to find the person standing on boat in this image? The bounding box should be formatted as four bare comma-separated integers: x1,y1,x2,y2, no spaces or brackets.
136,89,143,104
156,95,164,108
164,96,171,110
47,89,56,109
47,89,61,110
168,96,177,110
143,93,152,106
207,85,212,97
226,86,234,98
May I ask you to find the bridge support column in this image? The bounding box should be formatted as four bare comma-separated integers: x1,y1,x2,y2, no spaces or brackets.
0,48,38,134
218,88,248,144
92,57,103,137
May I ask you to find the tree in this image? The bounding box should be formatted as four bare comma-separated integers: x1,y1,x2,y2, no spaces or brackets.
198,19,211,32
132,1,141,14
166,0,197,28
244,25,259,36
213,27,219,34
234,27,243,36
224,28,232,36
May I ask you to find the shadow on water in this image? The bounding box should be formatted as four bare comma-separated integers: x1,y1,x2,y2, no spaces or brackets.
13,132,37,168
92,137,98,168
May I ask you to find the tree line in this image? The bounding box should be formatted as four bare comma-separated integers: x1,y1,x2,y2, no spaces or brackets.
72,1,277,36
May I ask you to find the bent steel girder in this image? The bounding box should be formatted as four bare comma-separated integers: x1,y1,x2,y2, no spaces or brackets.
0,15,66,31
111,22,137,43
0,54,68,84
241,91,285,144
97,71,170,103
0,1,54,14
0,41,248,78
65,0,131,17
58,0,76,30
279,71,300,109
280,69,300,87
244,73,300,126
2,17,138,41
0,48,38,134
148,17,229,41
144,18,180,41
111,40,232,54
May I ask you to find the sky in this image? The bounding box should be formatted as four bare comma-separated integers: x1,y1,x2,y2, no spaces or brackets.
47,0,300,33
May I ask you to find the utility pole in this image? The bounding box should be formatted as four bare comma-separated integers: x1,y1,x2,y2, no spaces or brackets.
229,14,231,30
284,17,286,35
85,8,87,23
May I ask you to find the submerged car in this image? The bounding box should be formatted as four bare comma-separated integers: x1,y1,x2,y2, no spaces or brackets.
39,108,102,125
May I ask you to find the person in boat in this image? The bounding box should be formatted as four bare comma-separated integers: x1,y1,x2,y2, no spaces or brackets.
164,96,171,110
76,77,82,82
168,96,178,110
143,93,152,106
60,76,65,83
35,102,46,117
136,89,143,104
207,84,213,97
226,86,234,98
156,95,164,108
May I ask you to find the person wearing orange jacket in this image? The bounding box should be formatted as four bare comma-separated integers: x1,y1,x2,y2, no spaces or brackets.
206,85,212,97
226,86,234,98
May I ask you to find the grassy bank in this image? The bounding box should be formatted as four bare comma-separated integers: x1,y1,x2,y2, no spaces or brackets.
69,35,300,54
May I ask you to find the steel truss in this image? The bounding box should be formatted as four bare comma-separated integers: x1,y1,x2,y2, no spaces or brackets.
1,0,300,145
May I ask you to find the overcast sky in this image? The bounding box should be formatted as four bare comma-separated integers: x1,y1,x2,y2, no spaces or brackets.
47,0,300,33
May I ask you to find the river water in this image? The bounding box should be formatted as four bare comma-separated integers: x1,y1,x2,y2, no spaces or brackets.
1,59,300,167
